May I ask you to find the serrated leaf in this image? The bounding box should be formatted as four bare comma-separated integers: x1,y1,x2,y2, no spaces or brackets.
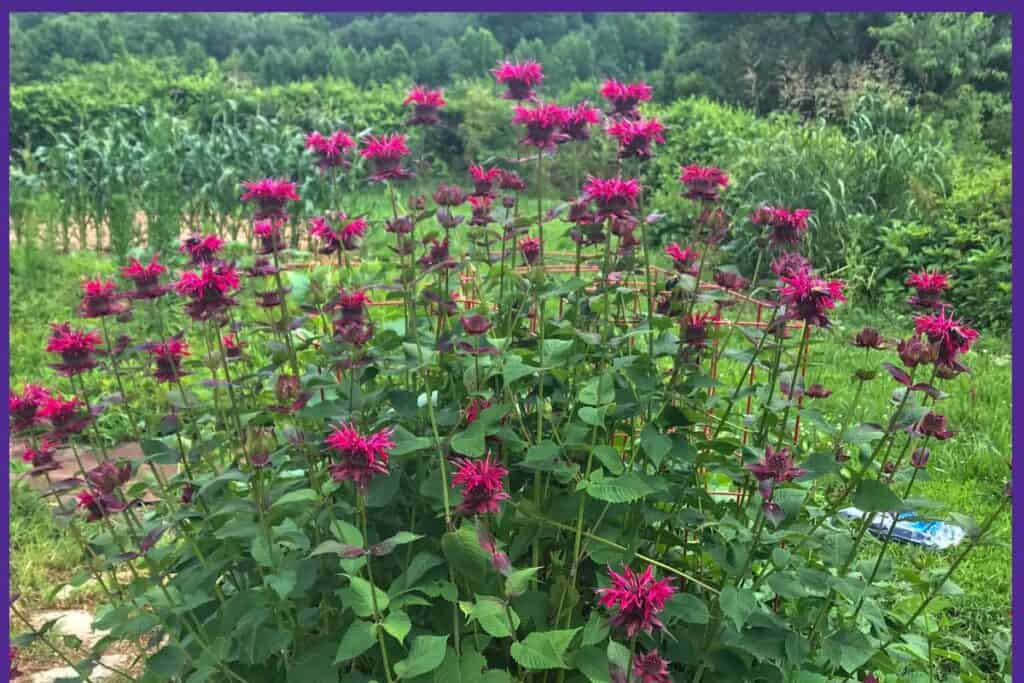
584,473,656,503
334,619,377,663
510,629,580,670
394,634,449,678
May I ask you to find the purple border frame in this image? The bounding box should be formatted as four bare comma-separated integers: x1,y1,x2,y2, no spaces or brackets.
0,4,1019,679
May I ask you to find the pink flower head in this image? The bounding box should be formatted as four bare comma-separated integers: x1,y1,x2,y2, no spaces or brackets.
334,287,371,321
174,262,240,321
22,437,60,476
305,130,356,172
751,206,812,246
914,309,979,370
630,650,672,683
713,270,748,292
222,333,244,359
78,278,128,318
606,117,665,160
460,313,492,336
906,270,951,309
75,489,126,522
499,169,527,192
121,254,168,299
600,79,653,118
512,103,570,150
361,134,413,182
563,101,602,142
664,243,699,275
403,86,446,125
469,195,493,226
746,445,806,483
682,312,719,349
419,238,454,271
433,183,467,207
326,423,395,492
452,456,510,516
596,564,676,638
770,251,811,279
9,384,52,433
583,176,640,220
46,323,102,376
241,178,300,219
492,60,544,100
519,236,542,266
679,165,730,202
179,234,225,265
778,270,845,328
469,165,503,196
148,337,190,383
253,218,287,255
916,412,955,440
38,394,92,438
465,398,492,425
86,460,132,495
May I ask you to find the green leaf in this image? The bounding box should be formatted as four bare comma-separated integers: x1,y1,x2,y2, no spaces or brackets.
147,644,186,680
505,567,540,598
452,422,487,457
510,629,580,670
640,424,672,467
503,357,538,385
390,425,432,455
441,526,491,583
591,445,624,475
583,472,656,503
371,531,423,557
271,488,317,509
579,374,615,406
334,619,377,663
463,596,519,638
580,611,609,646
719,585,757,631
308,541,365,559
265,569,297,600
574,645,612,683
663,592,710,625
394,634,449,678
382,609,411,643
344,575,390,618
853,479,904,512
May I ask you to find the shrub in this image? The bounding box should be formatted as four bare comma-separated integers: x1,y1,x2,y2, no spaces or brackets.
9,65,1008,683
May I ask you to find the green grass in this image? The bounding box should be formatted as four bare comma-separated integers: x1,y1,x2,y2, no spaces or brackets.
8,202,1011,678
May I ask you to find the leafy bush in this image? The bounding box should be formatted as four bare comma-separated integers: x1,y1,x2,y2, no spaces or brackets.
10,69,1009,683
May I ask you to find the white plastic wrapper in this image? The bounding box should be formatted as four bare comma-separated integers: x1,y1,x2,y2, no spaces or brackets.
838,507,966,550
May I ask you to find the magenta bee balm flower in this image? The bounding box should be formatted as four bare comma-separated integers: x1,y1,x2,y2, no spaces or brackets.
679,165,730,202
905,270,951,309
361,133,414,183
600,79,653,119
512,103,570,150
628,650,672,683
241,178,300,219
38,394,92,438
452,456,510,516
326,423,395,492
777,270,845,328
403,85,446,126
492,59,544,101
21,438,60,476
606,117,665,160
121,254,169,299
745,445,806,482
305,130,356,172
468,195,493,226
499,169,527,192
751,206,812,246
519,236,542,266
770,251,811,279
914,309,979,370
46,323,102,376
562,101,602,142
596,564,676,638
78,278,128,319
75,489,127,522
9,384,52,433
469,165,503,196
147,337,190,383
665,243,699,275
174,262,241,321
253,218,287,255
179,234,225,265
583,176,640,220
433,183,467,207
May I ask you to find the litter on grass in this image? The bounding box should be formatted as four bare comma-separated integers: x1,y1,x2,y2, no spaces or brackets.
839,507,966,550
